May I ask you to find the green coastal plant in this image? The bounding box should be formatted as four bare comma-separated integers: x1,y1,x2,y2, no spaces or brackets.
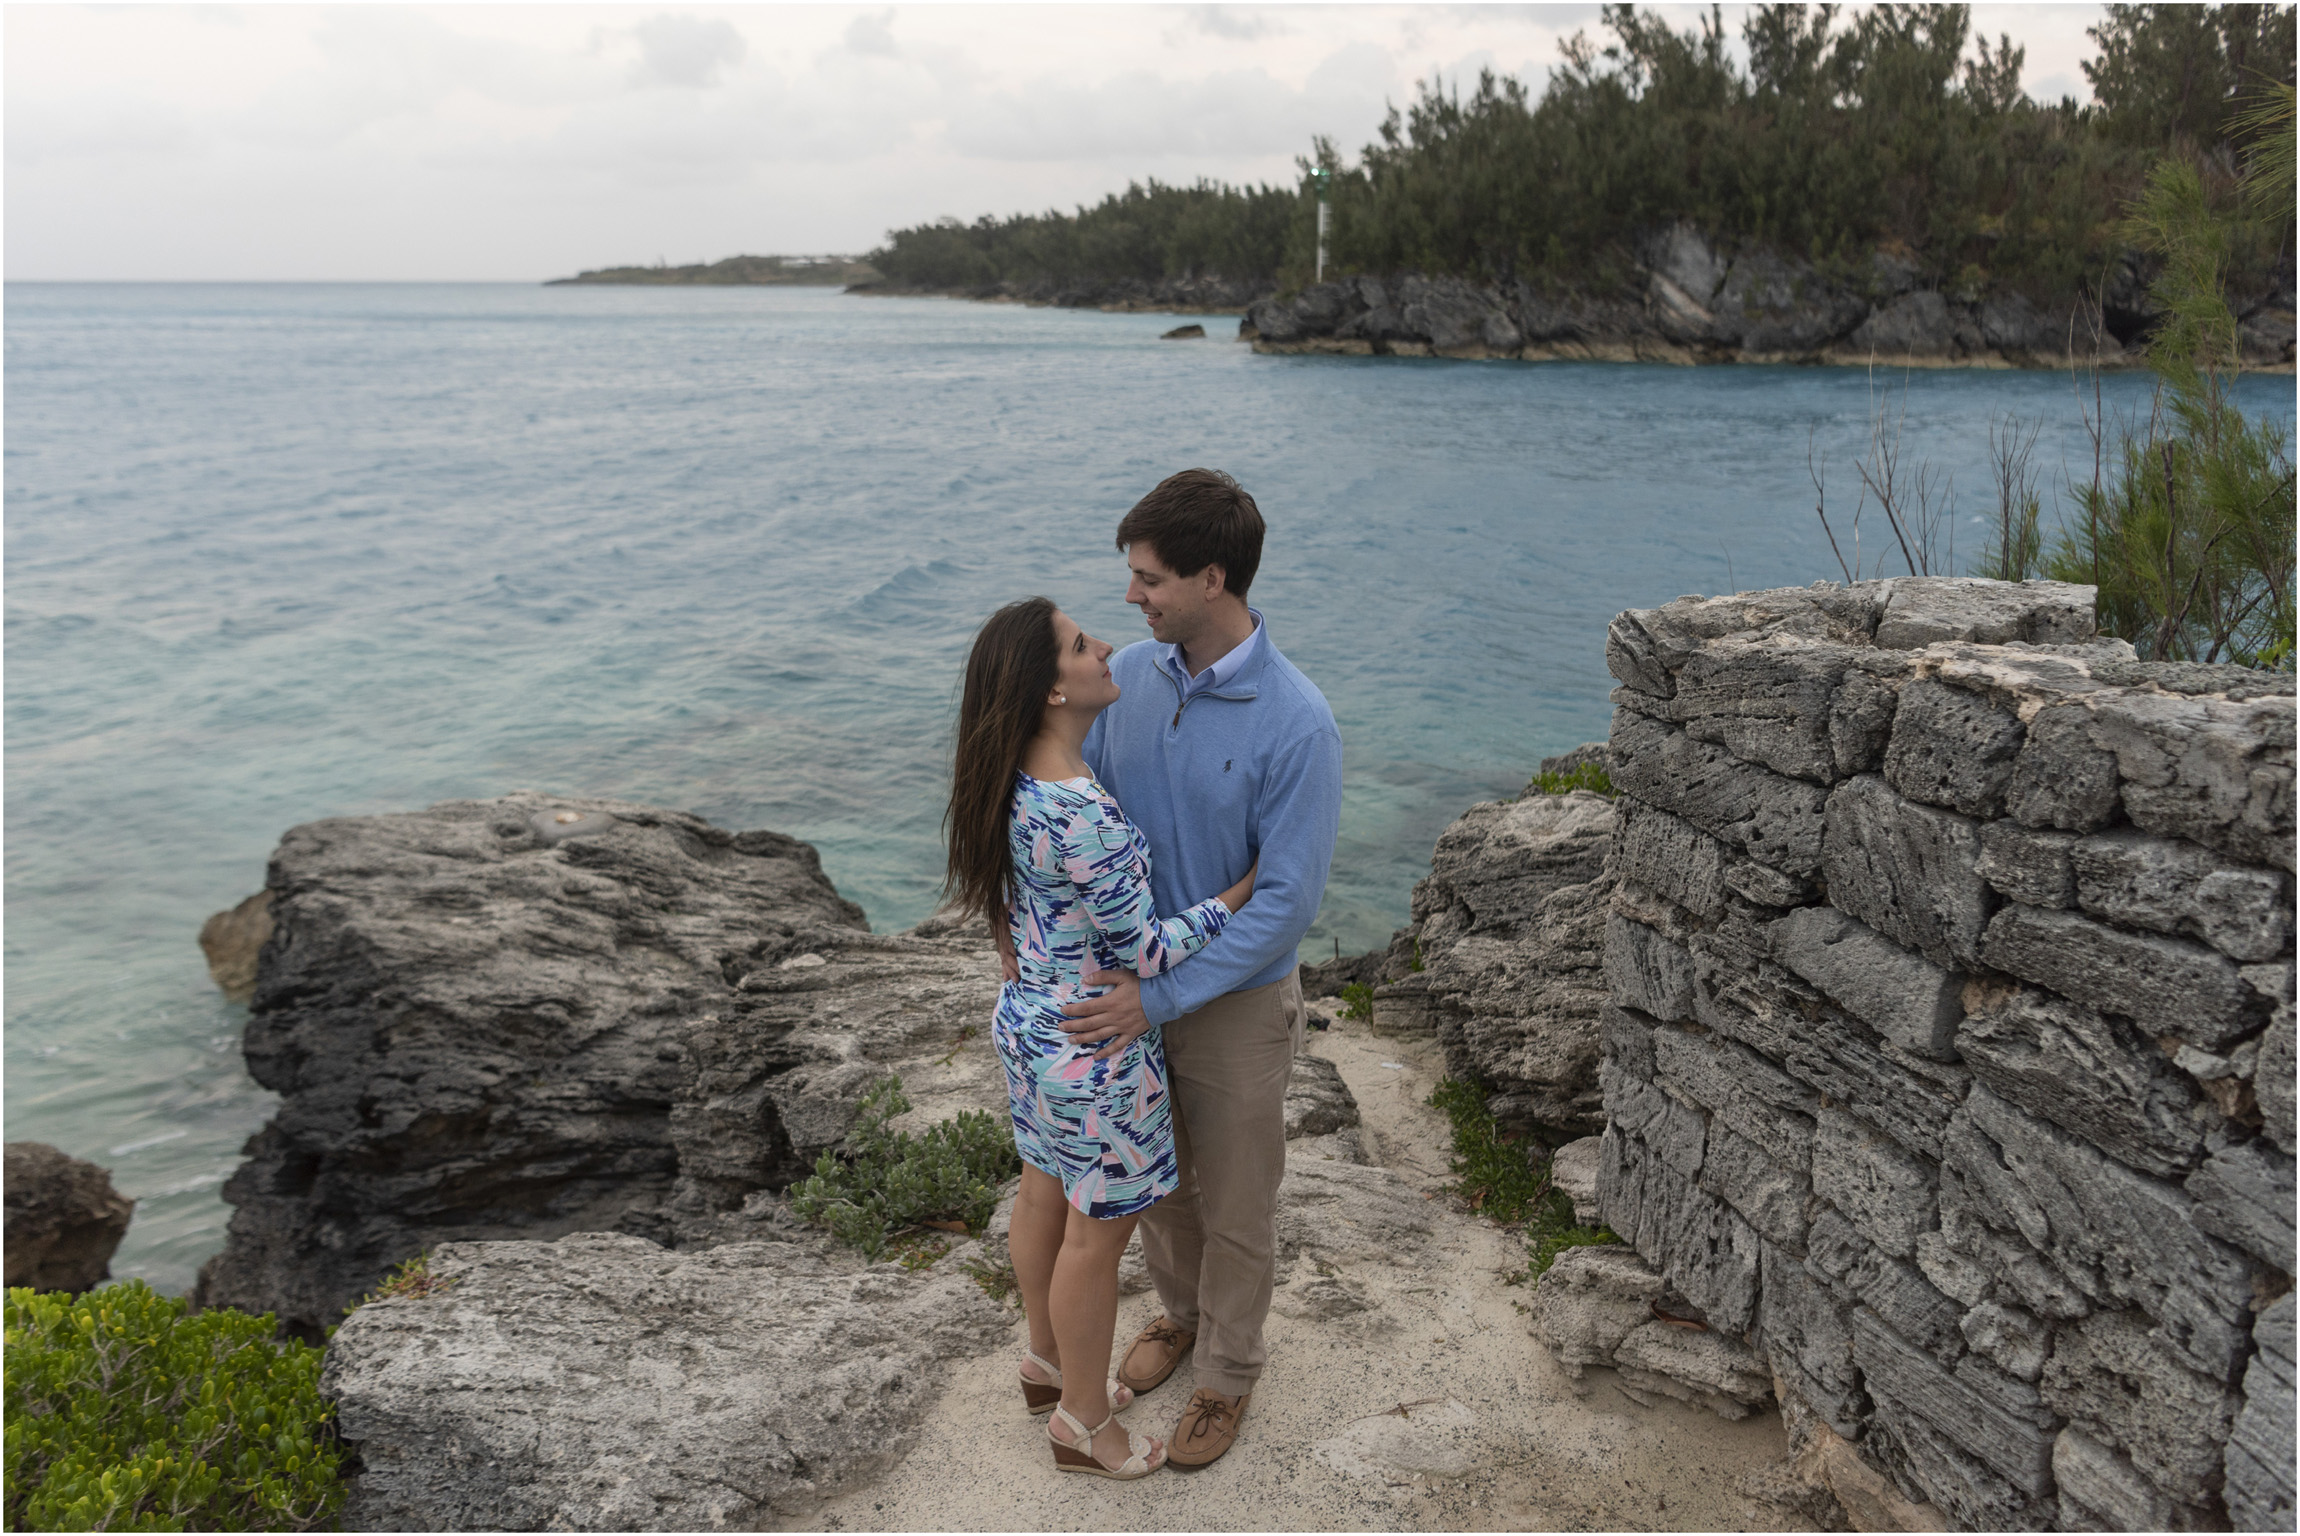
1427,1078,1551,1223
4,1281,347,1532
1337,982,1377,1024
1429,1078,1621,1279
789,1076,1019,1261
1528,761,1616,798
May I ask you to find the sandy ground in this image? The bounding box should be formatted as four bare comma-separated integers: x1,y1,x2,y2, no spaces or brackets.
798,1013,1811,1533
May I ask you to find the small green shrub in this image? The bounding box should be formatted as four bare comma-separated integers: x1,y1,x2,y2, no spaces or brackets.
1528,1201,1622,1280
1427,1078,1551,1223
4,1281,346,1532
1428,1078,1623,1277
790,1076,1020,1261
1337,982,1376,1023
1527,761,1615,798
343,1252,455,1316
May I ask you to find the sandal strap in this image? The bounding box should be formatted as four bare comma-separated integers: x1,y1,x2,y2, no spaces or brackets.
1023,1348,1062,1384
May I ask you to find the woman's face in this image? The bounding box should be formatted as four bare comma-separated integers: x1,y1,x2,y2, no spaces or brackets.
1048,610,1119,714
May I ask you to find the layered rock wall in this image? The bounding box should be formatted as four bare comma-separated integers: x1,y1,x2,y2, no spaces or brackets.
1594,577,2296,1530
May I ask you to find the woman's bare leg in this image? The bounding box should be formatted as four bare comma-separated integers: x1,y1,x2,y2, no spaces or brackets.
1051,1206,1158,1469
1009,1164,1070,1368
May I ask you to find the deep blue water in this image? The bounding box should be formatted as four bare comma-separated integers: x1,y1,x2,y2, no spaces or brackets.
7,281,2291,1293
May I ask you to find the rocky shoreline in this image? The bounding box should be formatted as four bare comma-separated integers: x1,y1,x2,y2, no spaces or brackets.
850,225,2299,373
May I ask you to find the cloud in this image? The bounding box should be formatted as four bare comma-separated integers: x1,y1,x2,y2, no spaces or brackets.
846,9,899,58
631,14,748,90
1187,6,1290,43
943,43,1398,163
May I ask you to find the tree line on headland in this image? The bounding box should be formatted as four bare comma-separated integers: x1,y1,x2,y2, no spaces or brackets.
865,3,2295,311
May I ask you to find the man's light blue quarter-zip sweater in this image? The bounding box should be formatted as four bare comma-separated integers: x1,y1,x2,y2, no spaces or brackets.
1082,616,1342,1026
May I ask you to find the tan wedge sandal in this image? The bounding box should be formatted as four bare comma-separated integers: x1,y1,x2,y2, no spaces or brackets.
1048,1402,1165,1479
1019,1349,1134,1416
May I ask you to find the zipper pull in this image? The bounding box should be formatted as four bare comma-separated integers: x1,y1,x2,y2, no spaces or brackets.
1172,704,1183,728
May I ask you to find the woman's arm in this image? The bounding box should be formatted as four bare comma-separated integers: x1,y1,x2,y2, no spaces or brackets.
1057,800,1232,979
1216,858,1258,917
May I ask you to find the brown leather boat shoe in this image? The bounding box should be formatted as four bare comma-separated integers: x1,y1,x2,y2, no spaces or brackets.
1167,1386,1249,1468
1117,1317,1196,1395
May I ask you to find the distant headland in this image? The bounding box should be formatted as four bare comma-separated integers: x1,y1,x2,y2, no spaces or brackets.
544,254,879,287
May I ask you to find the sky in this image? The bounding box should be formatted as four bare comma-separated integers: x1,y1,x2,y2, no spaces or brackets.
7,2,2113,282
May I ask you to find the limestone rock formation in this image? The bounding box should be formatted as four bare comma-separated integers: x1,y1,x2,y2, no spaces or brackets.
3,1142,135,1293
321,1231,1013,1531
193,791,1009,1339
1355,741,1617,1139
1595,576,2296,1531
1528,1243,1774,1420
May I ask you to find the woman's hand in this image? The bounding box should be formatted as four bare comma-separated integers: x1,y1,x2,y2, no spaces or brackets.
1217,856,1259,915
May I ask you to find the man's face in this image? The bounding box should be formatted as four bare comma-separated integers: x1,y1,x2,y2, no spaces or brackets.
1124,542,1222,647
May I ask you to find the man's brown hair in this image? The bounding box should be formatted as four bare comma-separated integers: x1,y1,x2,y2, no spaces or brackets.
1114,468,1265,600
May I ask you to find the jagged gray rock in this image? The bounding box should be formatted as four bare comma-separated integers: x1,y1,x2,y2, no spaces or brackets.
321,1231,1013,1531
1527,1243,1772,1420
3,1142,135,1293
1396,785,1616,1135
192,792,1006,1339
2225,1293,2296,1532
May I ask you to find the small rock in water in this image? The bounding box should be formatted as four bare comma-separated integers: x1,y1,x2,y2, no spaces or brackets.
1160,323,1206,339
4,1142,134,1293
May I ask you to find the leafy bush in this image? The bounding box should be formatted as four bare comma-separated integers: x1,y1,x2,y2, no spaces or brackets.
1427,1078,1553,1223
1428,1078,1622,1277
1528,761,1616,798
1337,982,1376,1023
1528,1209,1624,1281
4,1281,346,1532
789,1076,1020,1261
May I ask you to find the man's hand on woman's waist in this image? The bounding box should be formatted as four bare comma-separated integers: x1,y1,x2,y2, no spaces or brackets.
1061,970,1152,1060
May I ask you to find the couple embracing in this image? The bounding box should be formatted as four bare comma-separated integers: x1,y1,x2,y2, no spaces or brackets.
942,469,1341,1479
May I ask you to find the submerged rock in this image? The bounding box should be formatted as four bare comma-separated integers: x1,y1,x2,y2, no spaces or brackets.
193,791,1008,1339
3,1142,135,1293
198,890,273,1005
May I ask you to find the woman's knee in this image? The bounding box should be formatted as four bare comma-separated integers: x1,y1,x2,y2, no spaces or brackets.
1060,1206,1139,1259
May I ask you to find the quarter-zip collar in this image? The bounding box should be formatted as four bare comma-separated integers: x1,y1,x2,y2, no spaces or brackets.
1157,607,1266,701
1160,611,1272,726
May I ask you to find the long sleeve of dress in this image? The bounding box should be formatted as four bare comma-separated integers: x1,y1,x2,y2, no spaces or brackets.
1056,799,1229,977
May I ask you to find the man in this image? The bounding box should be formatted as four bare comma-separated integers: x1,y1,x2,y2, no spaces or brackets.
1061,467,1342,1468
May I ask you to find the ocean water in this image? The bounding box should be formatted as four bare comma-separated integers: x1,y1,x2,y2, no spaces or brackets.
7,281,2291,1294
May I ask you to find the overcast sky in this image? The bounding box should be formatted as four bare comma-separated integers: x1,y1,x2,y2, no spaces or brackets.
7,3,2111,282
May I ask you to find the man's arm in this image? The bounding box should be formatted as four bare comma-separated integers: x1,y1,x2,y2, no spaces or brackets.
1139,725,1341,1024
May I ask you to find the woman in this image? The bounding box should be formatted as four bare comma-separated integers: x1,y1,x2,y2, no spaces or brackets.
945,596,1254,1480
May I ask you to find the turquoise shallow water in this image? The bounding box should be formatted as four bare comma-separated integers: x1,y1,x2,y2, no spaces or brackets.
6,281,2292,1293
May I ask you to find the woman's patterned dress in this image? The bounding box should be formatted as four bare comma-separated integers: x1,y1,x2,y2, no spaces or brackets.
995,772,1231,1218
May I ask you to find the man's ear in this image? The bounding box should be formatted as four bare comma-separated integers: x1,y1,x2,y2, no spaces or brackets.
1201,563,1228,600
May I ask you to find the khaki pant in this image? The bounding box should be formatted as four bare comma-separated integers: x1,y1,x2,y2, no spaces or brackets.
1141,969,1305,1398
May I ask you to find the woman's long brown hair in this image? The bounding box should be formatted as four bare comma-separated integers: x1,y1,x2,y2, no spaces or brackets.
944,596,1059,927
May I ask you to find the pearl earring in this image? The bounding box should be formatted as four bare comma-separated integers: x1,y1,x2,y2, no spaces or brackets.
1055,694,1067,705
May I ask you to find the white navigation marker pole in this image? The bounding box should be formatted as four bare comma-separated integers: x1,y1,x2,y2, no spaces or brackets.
1312,167,1332,285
